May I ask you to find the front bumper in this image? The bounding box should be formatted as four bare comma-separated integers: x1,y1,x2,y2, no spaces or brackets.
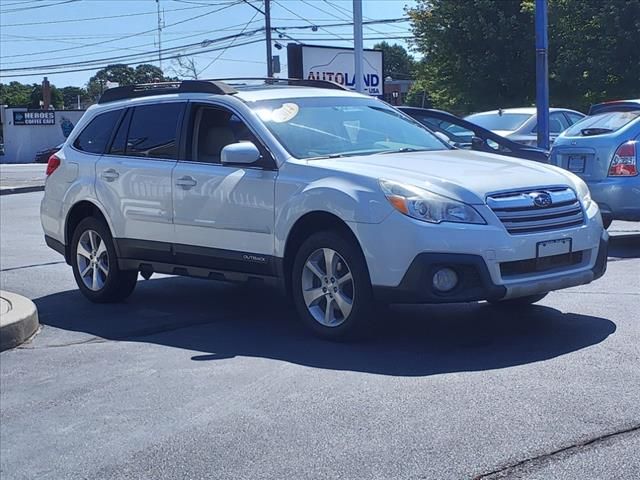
373,236,608,304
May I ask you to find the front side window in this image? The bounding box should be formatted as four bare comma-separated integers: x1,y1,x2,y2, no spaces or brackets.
465,112,532,132
188,107,261,164
73,109,121,154
252,97,448,159
125,103,184,159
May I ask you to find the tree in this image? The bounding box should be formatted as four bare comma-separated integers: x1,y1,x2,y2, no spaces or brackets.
373,41,416,80
409,0,640,114
171,56,200,80
28,83,63,109
86,63,173,100
60,86,90,109
409,0,536,113
0,81,32,107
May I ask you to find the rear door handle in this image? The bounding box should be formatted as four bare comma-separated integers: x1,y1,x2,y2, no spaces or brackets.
175,175,197,189
101,168,119,182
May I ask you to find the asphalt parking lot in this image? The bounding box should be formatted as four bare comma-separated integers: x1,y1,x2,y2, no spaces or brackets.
1,191,639,480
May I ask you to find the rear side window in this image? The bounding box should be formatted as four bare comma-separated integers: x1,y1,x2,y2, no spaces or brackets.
73,110,121,154
125,103,183,159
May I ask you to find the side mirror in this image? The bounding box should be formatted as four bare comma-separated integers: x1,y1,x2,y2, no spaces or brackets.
471,136,486,150
434,131,452,145
221,142,261,165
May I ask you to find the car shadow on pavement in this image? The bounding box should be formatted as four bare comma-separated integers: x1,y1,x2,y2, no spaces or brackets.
608,234,640,259
34,275,616,377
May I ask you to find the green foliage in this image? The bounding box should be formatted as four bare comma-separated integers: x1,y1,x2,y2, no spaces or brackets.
0,82,33,108
86,64,173,100
409,0,640,114
372,41,417,79
60,86,91,110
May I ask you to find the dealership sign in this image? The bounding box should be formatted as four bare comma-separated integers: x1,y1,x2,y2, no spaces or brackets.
287,44,384,96
13,111,55,126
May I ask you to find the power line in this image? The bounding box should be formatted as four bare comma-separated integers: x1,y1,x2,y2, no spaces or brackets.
197,8,262,76
0,28,265,73
273,0,348,41
0,2,227,27
0,37,265,78
0,0,80,14
0,2,243,59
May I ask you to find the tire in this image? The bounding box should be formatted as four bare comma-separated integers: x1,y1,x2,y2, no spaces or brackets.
488,292,548,307
291,230,374,340
70,217,138,303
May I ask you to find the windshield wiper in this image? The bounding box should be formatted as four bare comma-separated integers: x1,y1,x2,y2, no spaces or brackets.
379,147,431,154
581,127,613,136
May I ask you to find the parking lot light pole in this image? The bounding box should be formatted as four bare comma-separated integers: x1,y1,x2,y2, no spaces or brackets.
535,0,550,150
353,0,364,93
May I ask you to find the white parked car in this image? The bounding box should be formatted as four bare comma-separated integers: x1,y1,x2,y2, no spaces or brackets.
466,107,585,146
41,79,608,339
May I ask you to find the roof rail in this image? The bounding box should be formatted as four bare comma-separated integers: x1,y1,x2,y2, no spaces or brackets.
208,77,350,91
97,80,237,104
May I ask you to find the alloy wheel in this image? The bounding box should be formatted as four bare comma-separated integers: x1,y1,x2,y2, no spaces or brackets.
301,248,354,327
76,229,109,291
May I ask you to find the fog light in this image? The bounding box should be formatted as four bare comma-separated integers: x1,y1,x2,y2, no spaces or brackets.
432,268,458,292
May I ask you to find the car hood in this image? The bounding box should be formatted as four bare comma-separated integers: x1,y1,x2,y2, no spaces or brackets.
313,149,576,205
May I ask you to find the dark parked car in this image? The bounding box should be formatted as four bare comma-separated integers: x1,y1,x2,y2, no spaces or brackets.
399,107,549,162
34,143,63,163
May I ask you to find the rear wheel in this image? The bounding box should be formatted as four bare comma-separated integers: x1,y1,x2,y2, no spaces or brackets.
292,231,373,340
70,217,138,303
488,292,548,307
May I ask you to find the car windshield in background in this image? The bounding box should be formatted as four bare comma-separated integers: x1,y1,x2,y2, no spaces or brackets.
563,111,640,136
465,113,532,131
252,97,449,159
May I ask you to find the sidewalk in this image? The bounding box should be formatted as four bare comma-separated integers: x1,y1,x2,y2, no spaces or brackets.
0,163,46,195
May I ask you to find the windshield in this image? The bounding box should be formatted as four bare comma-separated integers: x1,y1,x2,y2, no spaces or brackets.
563,111,640,136
465,112,532,131
251,97,449,159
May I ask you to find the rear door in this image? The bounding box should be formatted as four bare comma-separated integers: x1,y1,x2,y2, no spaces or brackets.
96,102,185,248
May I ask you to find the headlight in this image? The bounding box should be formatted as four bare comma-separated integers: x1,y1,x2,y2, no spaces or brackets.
379,179,486,224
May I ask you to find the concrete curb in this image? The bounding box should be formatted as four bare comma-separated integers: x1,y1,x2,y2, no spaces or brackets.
0,291,40,352
0,185,45,196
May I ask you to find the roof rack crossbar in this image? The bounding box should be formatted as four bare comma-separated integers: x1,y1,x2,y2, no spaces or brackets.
97,80,237,104
205,77,350,91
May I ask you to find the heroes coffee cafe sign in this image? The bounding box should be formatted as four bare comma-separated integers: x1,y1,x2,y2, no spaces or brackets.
287,44,384,96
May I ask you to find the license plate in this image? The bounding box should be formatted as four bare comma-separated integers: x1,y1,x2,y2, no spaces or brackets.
567,155,585,173
537,238,572,258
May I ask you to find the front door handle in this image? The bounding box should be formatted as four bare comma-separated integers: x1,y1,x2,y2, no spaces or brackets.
176,175,197,189
101,168,119,182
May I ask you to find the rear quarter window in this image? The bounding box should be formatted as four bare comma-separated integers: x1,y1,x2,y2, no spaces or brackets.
73,109,122,154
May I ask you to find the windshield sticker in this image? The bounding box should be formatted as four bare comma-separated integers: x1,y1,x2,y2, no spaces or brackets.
272,103,299,123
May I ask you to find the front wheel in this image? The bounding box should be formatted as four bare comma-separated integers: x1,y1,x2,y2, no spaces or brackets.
488,292,548,307
291,231,374,340
71,217,138,303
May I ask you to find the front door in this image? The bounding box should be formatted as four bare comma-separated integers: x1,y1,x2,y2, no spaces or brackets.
172,104,277,276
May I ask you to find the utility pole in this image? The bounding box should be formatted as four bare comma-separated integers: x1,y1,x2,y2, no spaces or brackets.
156,0,163,72
265,0,273,77
535,0,550,149
353,0,364,93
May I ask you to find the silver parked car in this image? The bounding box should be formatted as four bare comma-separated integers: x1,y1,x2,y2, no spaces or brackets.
550,100,640,228
465,107,585,146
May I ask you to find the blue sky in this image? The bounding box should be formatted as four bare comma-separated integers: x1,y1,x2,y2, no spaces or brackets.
0,0,416,87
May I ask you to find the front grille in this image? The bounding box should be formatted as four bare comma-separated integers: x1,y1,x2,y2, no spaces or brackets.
500,251,584,277
487,187,585,234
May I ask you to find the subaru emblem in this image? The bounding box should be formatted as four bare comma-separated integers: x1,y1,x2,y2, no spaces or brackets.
531,192,553,208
